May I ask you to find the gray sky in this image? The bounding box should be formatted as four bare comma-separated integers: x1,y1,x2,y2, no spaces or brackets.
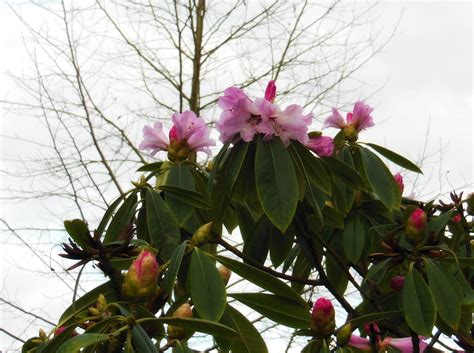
0,1,472,351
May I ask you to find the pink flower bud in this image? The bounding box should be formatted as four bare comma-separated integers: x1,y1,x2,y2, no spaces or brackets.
452,213,461,223
405,208,427,244
311,297,335,338
264,80,276,102
122,250,160,301
390,275,405,291
394,173,404,195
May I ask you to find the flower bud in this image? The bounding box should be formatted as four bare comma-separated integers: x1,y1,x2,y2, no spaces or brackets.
311,297,336,338
390,275,405,291
336,323,352,347
218,265,232,285
405,208,427,244
167,303,193,340
343,124,359,143
122,250,160,301
393,173,404,195
264,80,277,102
191,222,213,247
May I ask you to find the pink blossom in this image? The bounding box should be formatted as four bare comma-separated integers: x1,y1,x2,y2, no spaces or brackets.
306,135,334,157
394,173,404,194
381,336,429,353
347,335,372,351
216,81,313,146
266,104,313,147
323,101,374,132
139,122,169,156
170,111,215,154
140,111,215,158
264,80,277,102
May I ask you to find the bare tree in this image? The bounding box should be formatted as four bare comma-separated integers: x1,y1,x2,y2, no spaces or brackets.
0,0,396,350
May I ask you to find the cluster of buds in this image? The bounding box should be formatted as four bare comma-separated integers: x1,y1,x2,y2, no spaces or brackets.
310,297,336,338
167,303,193,340
122,250,160,301
88,294,111,319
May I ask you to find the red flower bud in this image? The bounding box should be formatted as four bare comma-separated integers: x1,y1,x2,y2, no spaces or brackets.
311,297,335,338
405,208,427,244
264,80,276,102
390,275,405,291
393,173,404,195
122,250,159,301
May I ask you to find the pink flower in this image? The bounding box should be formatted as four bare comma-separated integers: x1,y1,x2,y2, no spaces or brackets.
139,122,169,156
170,111,215,154
405,208,427,244
380,336,429,353
324,101,374,143
216,81,312,146
306,135,334,157
264,80,276,102
347,335,372,351
311,297,335,338
390,275,405,291
394,173,404,194
140,111,215,160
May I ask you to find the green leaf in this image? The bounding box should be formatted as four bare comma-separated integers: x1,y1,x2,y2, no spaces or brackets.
359,147,400,210
96,192,130,238
229,293,310,328
290,142,331,195
158,185,211,210
269,226,294,268
146,189,180,261
325,253,348,296
161,242,187,296
428,209,455,234
425,258,462,329
155,317,238,339
226,305,268,353
343,214,365,263
347,310,402,329
214,255,306,306
255,137,298,232
189,249,227,321
402,266,436,336
57,334,109,353
137,161,164,172
365,143,422,174
243,215,271,265
104,191,138,243
64,219,91,250
59,281,116,325
323,157,367,191
131,325,159,353
164,163,196,225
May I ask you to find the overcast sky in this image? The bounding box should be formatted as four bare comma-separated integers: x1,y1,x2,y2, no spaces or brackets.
0,1,472,351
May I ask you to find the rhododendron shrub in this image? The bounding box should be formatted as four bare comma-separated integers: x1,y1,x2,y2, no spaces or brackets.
23,82,473,353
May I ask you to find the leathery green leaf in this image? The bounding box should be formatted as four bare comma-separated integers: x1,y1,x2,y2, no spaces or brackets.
402,266,436,336
255,137,298,232
189,249,227,321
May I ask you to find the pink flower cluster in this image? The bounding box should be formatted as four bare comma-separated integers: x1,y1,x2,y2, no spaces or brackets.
140,111,215,157
216,81,334,156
